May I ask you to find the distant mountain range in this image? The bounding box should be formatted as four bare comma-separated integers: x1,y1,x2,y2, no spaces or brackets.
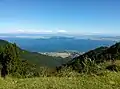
0,33,120,41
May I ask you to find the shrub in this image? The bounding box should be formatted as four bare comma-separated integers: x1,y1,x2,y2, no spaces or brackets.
55,66,80,77
106,64,120,72
81,58,102,74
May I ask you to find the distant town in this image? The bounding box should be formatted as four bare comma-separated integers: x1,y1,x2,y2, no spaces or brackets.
39,51,84,58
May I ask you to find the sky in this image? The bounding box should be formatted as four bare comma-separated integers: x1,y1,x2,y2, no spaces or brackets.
0,0,120,35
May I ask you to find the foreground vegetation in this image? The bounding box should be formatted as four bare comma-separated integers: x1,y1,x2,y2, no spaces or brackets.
1,39,120,89
0,71,120,89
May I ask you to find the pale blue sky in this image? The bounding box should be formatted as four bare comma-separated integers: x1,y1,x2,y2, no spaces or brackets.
0,0,120,35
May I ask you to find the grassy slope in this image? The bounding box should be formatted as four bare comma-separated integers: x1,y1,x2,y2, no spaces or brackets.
0,72,120,89
20,50,70,67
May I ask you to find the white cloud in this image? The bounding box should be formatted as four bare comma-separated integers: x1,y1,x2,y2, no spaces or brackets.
0,29,68,34
1,28,119,36
7,29,53,34
57,30,67,33
17,29,25,33
24,30,52,34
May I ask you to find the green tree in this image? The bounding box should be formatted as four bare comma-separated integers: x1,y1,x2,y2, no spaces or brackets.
0,43,20,78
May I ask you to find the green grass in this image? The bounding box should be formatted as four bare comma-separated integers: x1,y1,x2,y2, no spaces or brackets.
0,71,120,89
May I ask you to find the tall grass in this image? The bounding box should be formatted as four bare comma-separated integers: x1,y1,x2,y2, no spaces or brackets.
0,71,120,89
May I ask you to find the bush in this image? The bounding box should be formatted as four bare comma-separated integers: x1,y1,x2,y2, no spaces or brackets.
80,58,102,74
55,66,80,77
106,64,120,72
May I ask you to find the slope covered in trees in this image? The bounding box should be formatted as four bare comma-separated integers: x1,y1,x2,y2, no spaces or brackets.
0,43,40,78
0,39,70,68
63,42,120,72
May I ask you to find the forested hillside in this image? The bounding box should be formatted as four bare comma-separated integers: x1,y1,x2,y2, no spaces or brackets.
0,39,70,78
61,42,120,73
0,39,70,68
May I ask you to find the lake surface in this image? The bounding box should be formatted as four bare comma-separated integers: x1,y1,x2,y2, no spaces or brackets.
2,37,115,52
